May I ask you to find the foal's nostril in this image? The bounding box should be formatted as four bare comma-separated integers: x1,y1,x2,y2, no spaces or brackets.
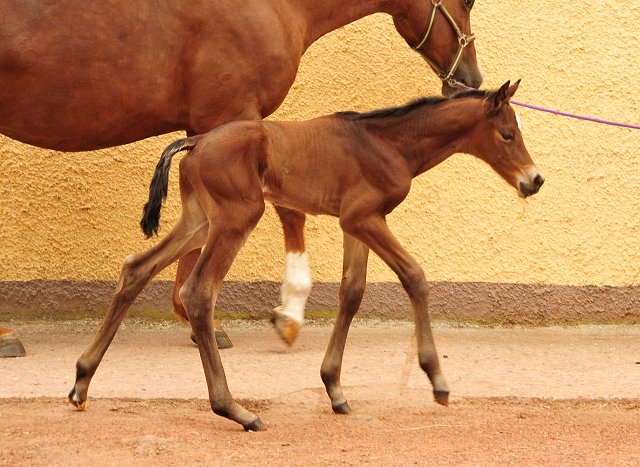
533,174,545,190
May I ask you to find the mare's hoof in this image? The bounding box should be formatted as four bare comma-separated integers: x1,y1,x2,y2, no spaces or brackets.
214,327,233,349
270,310,301,347
433,390,449,406
332,401,352,415
243,417,266,432
0,332,26,358
189,327,233,349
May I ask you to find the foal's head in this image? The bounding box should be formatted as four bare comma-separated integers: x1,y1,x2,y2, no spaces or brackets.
467,80,544,198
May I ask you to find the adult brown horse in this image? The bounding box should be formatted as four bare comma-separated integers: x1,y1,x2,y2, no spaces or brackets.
70,81,544,430
0,0,483,353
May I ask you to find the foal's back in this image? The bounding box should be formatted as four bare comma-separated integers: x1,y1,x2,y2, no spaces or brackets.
238,116,411,217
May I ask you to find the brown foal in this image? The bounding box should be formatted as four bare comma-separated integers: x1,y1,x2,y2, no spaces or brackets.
70,81,544,430
1,0,483,349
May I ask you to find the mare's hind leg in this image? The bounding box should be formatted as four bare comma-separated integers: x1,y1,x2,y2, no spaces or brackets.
343,216,449,406
271,206,312,346
320,234,369,414
180,199,266,431
69,177,209,410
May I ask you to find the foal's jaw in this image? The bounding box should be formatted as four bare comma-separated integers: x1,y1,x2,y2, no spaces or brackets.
516,167,545,198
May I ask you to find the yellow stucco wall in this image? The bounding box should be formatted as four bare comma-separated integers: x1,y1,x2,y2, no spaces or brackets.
1,0,640,287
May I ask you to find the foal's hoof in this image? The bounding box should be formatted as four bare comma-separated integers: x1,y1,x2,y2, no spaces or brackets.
68,389,87,411
433,389,449,406
243,417,266,432
0,332,26,358
270,310,301,347
332,400,352,415
189,327,233,349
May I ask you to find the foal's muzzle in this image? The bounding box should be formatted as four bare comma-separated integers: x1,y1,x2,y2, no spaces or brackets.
518,174,545,198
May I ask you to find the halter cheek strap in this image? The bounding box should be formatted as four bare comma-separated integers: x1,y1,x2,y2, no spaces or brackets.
411,0,476,89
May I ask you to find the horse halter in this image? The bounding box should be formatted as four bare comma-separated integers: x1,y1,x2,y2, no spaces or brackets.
411,0,476,89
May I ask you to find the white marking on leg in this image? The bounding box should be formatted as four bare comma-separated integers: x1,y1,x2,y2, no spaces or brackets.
277,252,312,324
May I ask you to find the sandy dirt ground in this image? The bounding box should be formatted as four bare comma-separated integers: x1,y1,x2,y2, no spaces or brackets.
1,320,640,466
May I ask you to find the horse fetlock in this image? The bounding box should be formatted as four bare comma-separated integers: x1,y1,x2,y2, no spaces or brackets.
320,366,338,389
68,384,88,410
75,358,96,381
321,372,349,414
419,362,450,402
212,402,263,431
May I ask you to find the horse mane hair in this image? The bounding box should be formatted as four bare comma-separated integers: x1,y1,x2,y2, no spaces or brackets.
336,89,491,121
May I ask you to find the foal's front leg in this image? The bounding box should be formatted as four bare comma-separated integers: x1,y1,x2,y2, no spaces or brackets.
320,233,369,414
343,216,449,406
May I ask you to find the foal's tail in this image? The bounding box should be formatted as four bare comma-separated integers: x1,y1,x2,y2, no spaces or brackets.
140,137,199,238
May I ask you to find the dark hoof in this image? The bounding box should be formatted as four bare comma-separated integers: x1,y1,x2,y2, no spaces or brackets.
215,327,233,349
190,328,234,349
332,401,352,415
243,417,266,432
433,390,449,406
270,311,301,347
0,333,26,358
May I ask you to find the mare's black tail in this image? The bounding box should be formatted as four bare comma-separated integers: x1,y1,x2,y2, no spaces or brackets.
140,137,198,238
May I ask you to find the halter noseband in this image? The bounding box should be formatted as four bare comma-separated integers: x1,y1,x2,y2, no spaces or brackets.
411,0,476,89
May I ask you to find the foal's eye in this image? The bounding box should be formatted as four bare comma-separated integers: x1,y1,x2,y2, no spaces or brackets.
464,0,475,8
501,133,514,141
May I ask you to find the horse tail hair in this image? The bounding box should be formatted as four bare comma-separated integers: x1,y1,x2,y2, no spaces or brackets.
140,137,198,238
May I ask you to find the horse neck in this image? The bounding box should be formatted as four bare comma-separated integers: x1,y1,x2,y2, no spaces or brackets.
364,100,484,178
295,0,411,49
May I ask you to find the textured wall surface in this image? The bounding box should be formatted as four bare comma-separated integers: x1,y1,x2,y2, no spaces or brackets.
2,0,640,295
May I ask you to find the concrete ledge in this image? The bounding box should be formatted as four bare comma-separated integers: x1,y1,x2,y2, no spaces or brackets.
1,280,639,323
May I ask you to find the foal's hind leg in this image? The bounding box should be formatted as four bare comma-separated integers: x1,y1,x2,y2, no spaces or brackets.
180,199,266,431
271,206,312,346
69,181,209,410
320,234,369,414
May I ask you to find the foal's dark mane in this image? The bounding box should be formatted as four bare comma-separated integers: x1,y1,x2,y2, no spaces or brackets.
336,89,490,121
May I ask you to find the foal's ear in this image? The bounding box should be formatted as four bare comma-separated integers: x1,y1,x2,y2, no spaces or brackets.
506,79,521,100
491,80,511,110
487,79,520,113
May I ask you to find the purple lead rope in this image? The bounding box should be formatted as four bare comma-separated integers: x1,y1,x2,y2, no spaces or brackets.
466,87,640,130
510,100,640,130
